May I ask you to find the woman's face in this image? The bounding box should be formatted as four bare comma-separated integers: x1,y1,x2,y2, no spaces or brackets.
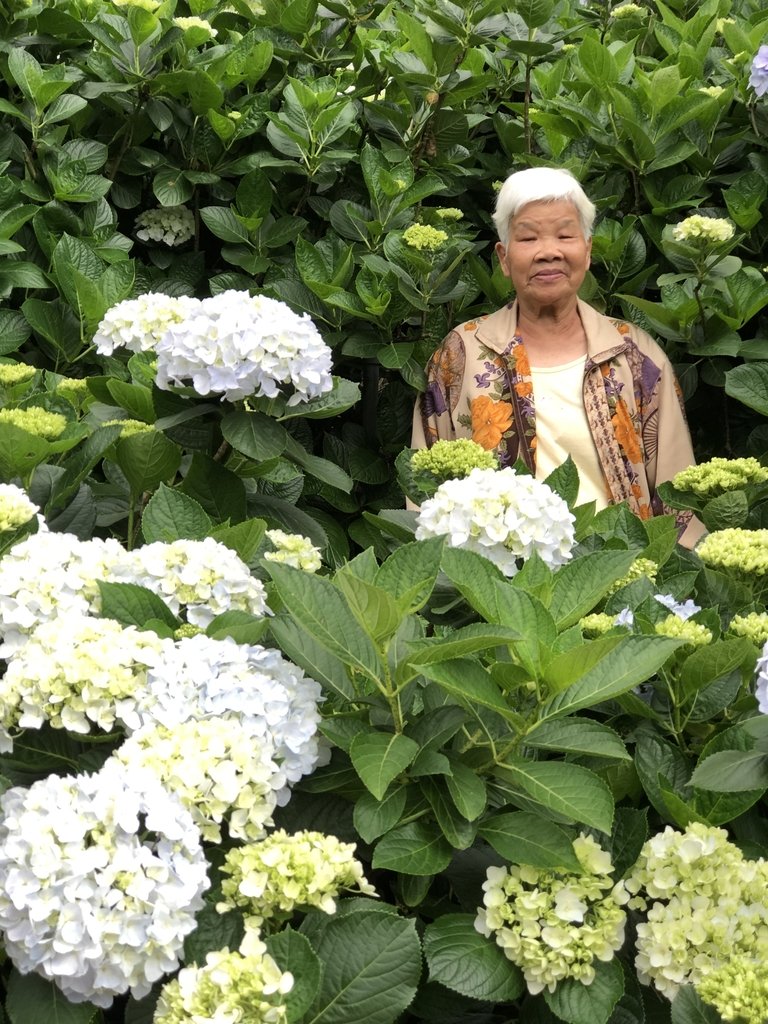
494,199,592,312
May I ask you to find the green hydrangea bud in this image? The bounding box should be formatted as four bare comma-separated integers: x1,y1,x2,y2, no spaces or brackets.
655,614,712,647
0,363,36,385
403,224,449,252
673,457,768,496
696,958,768,1024
697,529,768,576
727,612,768,646
607,557,658,595
0,407,67,440
411,439,498,482
578,613,618,637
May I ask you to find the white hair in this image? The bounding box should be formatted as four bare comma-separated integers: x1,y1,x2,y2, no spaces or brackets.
492,167,596,244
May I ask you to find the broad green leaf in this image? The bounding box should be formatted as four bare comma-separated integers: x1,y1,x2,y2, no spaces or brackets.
524,718,631,761
200,206,251,244
634,728,692,820
419,659,524,727
605,806,648,878
141,483,212,542
542,635,626,694
478,811,581,870
206,610,269,645
444,759,487,821
47,424,123,510
277,377,361,420
349,732,419,800
680,637,752,700
0,424,84,482
670,986,721,1024
265,928,322,1024
440,545,506,620
210,518,266,563
375,537,443,613
267,563,384,683
544,959,624,1024
423,914,524,1002
725,362,768,416
495,761,614,833
184,903,244,966
538,636,682,723
115,431,181,496
353,787,408,843
549,550,638,629
422,778,477,848
690,750,768,792
179,453,247,525
335,573,403,644
405,623,522,666
6,970,98,1024
221,409,287,461
105,381,154,423
302,911,420,1024
372,822,453,875
97,581,179,630
270,613,355,701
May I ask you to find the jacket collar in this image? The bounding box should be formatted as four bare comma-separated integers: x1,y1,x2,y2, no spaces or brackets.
474,298,628,365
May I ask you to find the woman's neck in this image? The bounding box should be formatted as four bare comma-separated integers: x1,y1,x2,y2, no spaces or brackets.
516,301,587,367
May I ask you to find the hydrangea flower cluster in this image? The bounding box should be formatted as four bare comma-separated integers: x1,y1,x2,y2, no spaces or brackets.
264,529,322,572
611,2,645,17
411,438,499,482
403,224,448,251
434,207,464,220
93,292,195,356
416,467,575,577
134,206,195,246
0,613,167,749
653,593,701,620
172,15,217,37
116,537,269,626
755,640,768,713
0,407,67,438
728,612,768,646
672,215,735,244
0,362,35,385
0,763,209,1007
103,417,155,437
0,531,126,657
749,45,768,98
111,716,280,842
606,557,658,595
474,834,628,994
654,614,712,647
137,635,325,795
578,612,628,636
696,957,768,1024
0,484,38,532
153,290,333,404
154,927,293,1024
696,529,768,576
699,85,725,98
673,456,768,496
218,829,376,925
625,822,768,1000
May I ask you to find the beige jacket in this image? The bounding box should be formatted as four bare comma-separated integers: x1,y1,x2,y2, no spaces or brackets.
412,299,704,547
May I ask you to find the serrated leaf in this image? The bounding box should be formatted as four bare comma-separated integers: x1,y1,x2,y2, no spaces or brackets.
221,409,288,461
265,928,322,1024
184,904,244,966
115,431,181,496
141,483,212,542
690,750,768,792
495,761,614,833
353,787,408,843
97,580,180,630
6,970,99,1024
375,536,443,613
372,822,453,875
549,550,638,629
524,718,631,761
419,659,524,727
350,732,419,800
424,914,524,1002
478,811,581,870
544,959,624,1024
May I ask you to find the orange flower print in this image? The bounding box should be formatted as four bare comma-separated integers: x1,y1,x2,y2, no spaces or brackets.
514,346,531,378
471,396,513,450
611,397,642,465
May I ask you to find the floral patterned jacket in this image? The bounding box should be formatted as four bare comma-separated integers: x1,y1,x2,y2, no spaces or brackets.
412,299,703,546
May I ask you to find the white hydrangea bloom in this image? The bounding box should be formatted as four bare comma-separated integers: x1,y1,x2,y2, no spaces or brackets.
415,467,575,576
154,926,292,1024
653,593,701,620
0,613,169,750
672,215,735,243
218,829,377,924
0,532,128,657
111,715,281,842
153,290,333,404
755,639,768,713
0,763,209,1007
135,634,325,798
264,529,322,572
0,484,38,532
134,206,195,246
93,292,197,356
116,537,269,627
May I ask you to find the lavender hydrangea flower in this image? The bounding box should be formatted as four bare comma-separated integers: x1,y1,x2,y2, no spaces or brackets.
749,45,768,98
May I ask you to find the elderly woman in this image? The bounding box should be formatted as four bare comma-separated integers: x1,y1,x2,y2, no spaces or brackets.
412,167,702,546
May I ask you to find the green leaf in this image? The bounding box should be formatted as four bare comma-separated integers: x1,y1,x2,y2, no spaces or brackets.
277,377,361,420
478,811,581,870
405,623,522,667
495,761,614,833
372,822,453,875
302,911,421,1024
184,904,244,966
690,750,768,793
6,970,99,1024
549,550,638,629
423,914,524,1002
375,537,443,614
422,778,477,848
440,545,507,620
353,787,408,843
419,659,524,727
206,610,269,645
268,615,355,702
444,759,487,821
200,206,251,244
544,455,580,507
335,573,403,644
679,638,752,701
140,483,212,542
284,435,353,492
265,928,322,1024
725,362,768,416
97,581,179,630
349,732,420,800
115,431,181,496
544,959,624,1024
700,490,748,532
221,409,288,461
267,563,384,684
670,986,721,1024
211,518,266,563
0,424,83,483
524,718,631,761
537,636,682,723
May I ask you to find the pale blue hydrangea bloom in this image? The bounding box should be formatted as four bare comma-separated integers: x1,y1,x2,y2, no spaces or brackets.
749,45,768,97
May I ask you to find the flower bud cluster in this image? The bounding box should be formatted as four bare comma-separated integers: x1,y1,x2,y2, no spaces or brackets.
474,835,628,995
611,2,645,17
696,528,768,576
403,224,449,251
154,927,293,1024
0,406,67,438
416,467,575,577
654,614,712,647
218,829,376,924
696,957,768,1024
607,557,658,595
103,417,154,437
673,457,768,496
671,215,735,243
625,822,768,1000
411,438,498,482
578,612,624,636
134,206,195,246
0,484,38,532
728,612,768,646
264,529,322,572
0,362,35,385
172,15,217,37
